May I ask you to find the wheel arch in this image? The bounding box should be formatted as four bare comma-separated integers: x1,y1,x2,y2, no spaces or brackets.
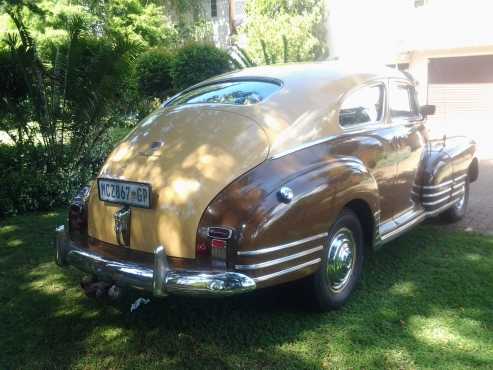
342,199,378,257
469,157,479,183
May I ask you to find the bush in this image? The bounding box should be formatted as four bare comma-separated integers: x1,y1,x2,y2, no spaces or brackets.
238,0,328,64
0,142,114,217
171,43,233,90
135,48,174,99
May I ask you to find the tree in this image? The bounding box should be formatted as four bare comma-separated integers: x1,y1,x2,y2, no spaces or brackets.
0,0,141,211
237,0,328,65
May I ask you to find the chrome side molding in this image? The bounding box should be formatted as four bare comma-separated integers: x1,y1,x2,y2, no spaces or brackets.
235,245,323,270
254,258,321,282
237,232,328,256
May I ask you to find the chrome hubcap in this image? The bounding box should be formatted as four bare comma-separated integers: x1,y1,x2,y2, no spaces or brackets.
326,227,356,292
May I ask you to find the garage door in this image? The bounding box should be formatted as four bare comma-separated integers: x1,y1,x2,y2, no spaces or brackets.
427,55,493,157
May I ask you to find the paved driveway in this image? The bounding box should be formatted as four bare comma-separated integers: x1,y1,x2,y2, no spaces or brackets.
433,159,493,234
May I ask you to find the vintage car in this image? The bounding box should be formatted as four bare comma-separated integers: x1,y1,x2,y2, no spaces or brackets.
55,62,478,310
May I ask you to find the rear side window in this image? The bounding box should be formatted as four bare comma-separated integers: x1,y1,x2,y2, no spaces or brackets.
339,84,385,127
167,80,281,107
389,82,419,119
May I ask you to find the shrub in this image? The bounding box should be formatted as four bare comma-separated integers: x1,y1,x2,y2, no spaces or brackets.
0,140,115,217
171,43,233,90
238,0,328,64
135,48,174,99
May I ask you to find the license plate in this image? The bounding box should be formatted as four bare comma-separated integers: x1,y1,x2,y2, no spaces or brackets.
97,179,151,208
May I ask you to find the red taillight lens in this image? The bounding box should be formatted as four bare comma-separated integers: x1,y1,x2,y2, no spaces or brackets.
196,227,233,260
211,239,226,249
196,242,208,256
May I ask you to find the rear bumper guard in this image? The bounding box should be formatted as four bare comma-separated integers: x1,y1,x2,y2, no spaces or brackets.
55,225,256,297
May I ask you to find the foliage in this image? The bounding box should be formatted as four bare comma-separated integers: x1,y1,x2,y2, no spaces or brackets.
135,48,174,99
0,0,237,215
0,143,111,216
1,217,493,369
0,2,140,215
171,43,233,90
238,0,328,64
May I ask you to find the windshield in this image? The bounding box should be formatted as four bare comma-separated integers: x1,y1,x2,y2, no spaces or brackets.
167,80,281,107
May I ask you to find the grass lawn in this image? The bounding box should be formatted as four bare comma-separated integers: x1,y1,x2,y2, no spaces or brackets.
1,211,492,370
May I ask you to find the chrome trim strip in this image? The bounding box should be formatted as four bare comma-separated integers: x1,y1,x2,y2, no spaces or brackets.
427,198,461,216
452,189,465,197
422,180,453,190
453,181,466,189
379,196,464,245
235,245,323,270
380,211,426,242
271,136,337,159
422,187,452,198
423,196,451,206
253,258,321,282
237,232,328,256
421,174,467,190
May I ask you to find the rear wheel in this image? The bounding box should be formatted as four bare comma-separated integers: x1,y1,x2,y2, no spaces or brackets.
441,176,469,223
311,209,365,311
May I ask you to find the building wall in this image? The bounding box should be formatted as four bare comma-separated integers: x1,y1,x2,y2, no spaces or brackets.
201,0,247,48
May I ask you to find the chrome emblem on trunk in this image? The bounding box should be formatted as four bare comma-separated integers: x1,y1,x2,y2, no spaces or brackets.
139,141,163,156
114,206,131,247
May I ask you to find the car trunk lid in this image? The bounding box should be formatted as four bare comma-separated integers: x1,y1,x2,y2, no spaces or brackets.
87,106,269,258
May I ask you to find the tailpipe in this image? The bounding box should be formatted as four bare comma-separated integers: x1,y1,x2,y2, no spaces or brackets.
80,276,122,300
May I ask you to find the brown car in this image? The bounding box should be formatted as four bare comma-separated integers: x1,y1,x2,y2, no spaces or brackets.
55,62,478,310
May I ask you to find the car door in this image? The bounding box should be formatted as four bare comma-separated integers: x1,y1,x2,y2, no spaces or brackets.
388,79,427,223
337,81,398,230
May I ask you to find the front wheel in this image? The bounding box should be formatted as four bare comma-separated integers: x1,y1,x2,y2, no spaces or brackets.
310,209,365,311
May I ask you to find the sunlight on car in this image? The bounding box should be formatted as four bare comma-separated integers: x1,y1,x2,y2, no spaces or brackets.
182,144,235,180
163,178,201,204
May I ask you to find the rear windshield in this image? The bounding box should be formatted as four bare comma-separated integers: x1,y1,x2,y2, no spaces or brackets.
167,80,281,107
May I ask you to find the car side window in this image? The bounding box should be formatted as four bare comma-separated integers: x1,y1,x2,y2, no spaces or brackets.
339,84,384,127
389,81,419,119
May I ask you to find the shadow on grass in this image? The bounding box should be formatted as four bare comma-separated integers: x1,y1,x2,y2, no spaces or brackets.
1,211,492,369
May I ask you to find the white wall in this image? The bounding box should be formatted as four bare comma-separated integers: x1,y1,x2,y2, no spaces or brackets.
202,0,243,48
328,0,493,61
327,0,413,62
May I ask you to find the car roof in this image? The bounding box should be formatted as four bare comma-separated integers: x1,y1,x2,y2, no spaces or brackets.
206,61,410,89
168,61,413,158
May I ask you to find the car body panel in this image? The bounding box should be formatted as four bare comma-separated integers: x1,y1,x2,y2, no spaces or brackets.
87,106,269,258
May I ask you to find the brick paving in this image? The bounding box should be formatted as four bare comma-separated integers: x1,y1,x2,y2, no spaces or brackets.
455,159,493,234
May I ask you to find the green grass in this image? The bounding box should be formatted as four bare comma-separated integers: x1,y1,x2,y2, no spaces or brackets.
1,211,493,370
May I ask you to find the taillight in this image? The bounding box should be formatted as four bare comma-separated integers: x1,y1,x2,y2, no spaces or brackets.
208,227,233,239
68,185,91,235
196,226,234,260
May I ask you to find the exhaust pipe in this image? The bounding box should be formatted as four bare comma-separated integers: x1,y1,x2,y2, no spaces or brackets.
107,284,122,300
81,275,122,300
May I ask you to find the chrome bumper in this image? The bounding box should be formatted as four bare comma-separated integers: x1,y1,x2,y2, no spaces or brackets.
55,225,256,297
